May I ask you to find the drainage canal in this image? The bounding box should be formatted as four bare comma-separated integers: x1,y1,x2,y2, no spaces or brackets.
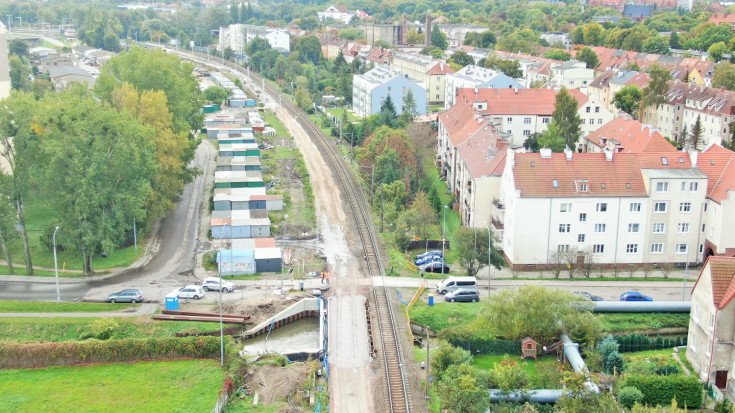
241,317,320,357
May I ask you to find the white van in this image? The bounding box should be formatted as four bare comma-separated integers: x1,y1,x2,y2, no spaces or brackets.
435,276,478,294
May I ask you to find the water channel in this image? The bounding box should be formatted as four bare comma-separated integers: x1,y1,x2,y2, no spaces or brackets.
240,317,320,355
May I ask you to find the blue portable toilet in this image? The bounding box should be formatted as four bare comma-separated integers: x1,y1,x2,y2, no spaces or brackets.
165,289,180,310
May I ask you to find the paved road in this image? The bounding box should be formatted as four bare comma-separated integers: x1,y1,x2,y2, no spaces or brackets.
0,140,213,301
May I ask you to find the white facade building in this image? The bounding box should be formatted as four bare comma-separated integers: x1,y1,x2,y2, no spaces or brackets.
551,60,595,89
219,24,291,54
352,66,427,118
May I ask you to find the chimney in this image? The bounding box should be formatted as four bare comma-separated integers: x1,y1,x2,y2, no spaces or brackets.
564,147,573,160
514,87,518,94
689,150,698,168
605,150,613,162
540,148,552,159
401,13,407,44
424,13,432,49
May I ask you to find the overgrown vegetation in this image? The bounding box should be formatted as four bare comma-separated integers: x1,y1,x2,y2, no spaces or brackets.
597,313,690,333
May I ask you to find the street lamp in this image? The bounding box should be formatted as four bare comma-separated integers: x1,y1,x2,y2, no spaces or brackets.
53,226,60,303
442,206,448,276
218,224,228,366
484,221,491,300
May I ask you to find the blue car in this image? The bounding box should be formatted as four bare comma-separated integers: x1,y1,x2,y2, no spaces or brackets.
415,255,444,266
620,292,653,301
416,250,442,260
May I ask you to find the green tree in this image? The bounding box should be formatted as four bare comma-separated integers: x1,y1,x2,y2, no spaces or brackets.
678,124,688,148
9,56,32,92
669,31,681,49
488,356,530,394
537,122,566,152
378,95,397,127
556,372,622,413
297,16,319,31
8,40,29,59
0,174,18,274
454,228,489,277
431,341,472,382
480,285,601,345
618,387,644,409
39,90,157,275
583,23,605,46
613,85,643,118
714,62,735,91
203,86,229,105
484,54,523,78
642,35,671,55
374,147,401,186
406,191,435,240
295,35,323,65
437,364,491,413
523,133,541,152
102,32,121,52
245,37,271,56
338,28,364,40
431,28,448,51
577,47,599,70
552,88,582,151
449,51,475,68
690,115,703,150
544,49,572,61
709,41,728,62
641,64,670,115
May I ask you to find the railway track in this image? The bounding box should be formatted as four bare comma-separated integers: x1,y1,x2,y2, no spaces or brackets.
197,56,412,413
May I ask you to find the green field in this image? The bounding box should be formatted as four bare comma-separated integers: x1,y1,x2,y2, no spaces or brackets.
472,354,559,377
0,360,223,412
0,300,135,313
0,316,240,342
408,299,483,332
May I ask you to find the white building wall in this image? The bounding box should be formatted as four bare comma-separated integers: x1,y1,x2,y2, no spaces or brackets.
703,194,735,256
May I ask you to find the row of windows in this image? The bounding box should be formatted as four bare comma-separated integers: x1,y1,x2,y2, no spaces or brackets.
560,222,690,234
581,118,604,125
558,243,701,254
559,202,691,214
655,181,699,193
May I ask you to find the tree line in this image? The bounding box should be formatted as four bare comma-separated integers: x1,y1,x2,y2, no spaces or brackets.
0,47,203,276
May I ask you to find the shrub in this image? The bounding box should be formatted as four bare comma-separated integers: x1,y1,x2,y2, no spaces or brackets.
79,318,122,340
605,351,624,375
614,334,688,353
618,386,644,408
620,374,703,409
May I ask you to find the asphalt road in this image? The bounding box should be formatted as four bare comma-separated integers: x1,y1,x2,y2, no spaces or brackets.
0,140,213,301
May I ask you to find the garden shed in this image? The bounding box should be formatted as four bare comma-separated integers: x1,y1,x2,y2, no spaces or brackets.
521,337,537,360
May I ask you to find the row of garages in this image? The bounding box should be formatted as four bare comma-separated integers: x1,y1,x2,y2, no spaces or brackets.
209,71,254,107
205,109,284,275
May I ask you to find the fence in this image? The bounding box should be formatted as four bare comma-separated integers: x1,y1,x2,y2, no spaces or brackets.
211,393,228,413
407,240,450,250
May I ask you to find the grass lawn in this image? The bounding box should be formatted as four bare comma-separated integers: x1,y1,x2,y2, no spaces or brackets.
0,301,135,313
409,299,483,332
0,316,240,342
0,360,224,412
264,110,289,138
473,355,558,377
622,348,675,359
596,313,690,333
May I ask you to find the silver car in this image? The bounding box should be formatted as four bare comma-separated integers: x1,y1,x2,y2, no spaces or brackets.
444,288,480,303
107,289,144,303
178,285,205,300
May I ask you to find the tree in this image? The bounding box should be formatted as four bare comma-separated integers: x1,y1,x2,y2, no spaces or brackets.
537,122,566,152
555,372,623,413
9,56,32,92
406,191,435,240
297,16,319,31
613,85,643,118
669,31,681,49
449,51,475,68
245,37,271,56
552,88,582,151
690,115,703,150
714,62,735,91
431,341,472,382
488,356,530,394
577,47,599,70
400,89,418,123
480,285,601,345
203,86,229,105
642,35,670,55
677,124,688,148
641,64,670,116
102,32,121,52
523,133,541,153
437,363,490,413
39,90,156,276
708,41,728,62
484,54,523,78
583,23,605,46
295,35,322,65
374,147,401,186
378,95,397,128
454,228,490,277
8,40,29,59
618,387,644,409
543,49,572,61
0,174,18,274
431,28,448,51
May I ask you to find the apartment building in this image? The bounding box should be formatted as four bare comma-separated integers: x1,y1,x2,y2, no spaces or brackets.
317,5,369,24
219,24,291,54
550,60,594,90
435,24,487,48
698,145,735,260
497,149,707,268
351,66,427,117
390,52,455,105
584,116,677,154
444,65,524,109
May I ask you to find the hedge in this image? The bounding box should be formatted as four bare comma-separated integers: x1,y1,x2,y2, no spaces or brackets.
620,374,703,409
447,338,521,356
614,334,687,353
0,336,222,369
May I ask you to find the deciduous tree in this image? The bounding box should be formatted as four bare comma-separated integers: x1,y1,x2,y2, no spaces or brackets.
437,363,491,413
552,88,582,150
613,85,643,118
713,62,735,91
577,47,599,69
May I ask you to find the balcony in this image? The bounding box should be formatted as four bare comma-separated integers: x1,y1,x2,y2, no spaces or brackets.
492,200,505,223
491,218,504,244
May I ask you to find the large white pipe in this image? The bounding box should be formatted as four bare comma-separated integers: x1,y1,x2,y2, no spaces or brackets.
594,301,691,313
489,389,564,403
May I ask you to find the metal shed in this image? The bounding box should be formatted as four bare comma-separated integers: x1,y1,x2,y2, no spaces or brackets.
211,210,271,239
211,237,276,251
207,125,252,139
204,114,248,126
216,156,261,171
218,142,260,157
213,187,267,197
254,247,283,273
216,249,256,276
214,170,264,189
265,194,285,211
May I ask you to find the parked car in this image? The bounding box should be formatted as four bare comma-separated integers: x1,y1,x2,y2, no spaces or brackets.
422,262,450,274
436,276,478,294
573,291,603,301
202,277,235,293
620,291,653,301
179,285,206,300
107,289,144,303
416,250,443,261
445,288,480,303
415,255,444,266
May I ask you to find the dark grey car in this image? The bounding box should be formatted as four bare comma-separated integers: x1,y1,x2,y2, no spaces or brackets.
444,288,480,303
107,289,144,303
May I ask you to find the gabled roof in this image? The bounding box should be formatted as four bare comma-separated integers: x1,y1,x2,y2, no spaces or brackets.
709,13,735,24
585,116,678,154
439,99,486,146
457,127,508,179
455,88,583,116
623,5,653,17
692,256,735,310
698,145,735,204
427,61,456,75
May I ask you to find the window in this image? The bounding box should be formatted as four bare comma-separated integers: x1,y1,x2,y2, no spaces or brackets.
542,117,550,124
690,182,698,192
436,94,439,99
652,223,666,233
656,182,669,192
552,179,559,187
654,202,667,213
704,203,708,212
580,184,588,192
700,244,704,253
388,87,392,94
630,203,641,212
628,223,639,233
709,313,715,330
598,118,603,124
524,117,531,124
680,202,691,212
595,106,600,113
676,244,688,254
595,223,606,232
579,213,587,222
578,234,586,242
586,107,591,113
690,331,696,351
626,244,638,253
559,224,571,233
678,223,690,233
661,157,669,165
507,117,512,123
593,244,605,254
681,182,687,192
693,303,699,322
560,203,571,213
558,244,570,252
523,130,531,136
596,203,607,212
651,243,664,253
581,119,586,125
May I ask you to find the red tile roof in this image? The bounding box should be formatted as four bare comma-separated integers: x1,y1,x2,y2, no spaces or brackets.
254,238,277,248
709,13,735,24
439,98,486,146
585,116,678,153
457,127,508,178
512,151,693,198
427,61,455,75
692,256,735,309
697,145,735,204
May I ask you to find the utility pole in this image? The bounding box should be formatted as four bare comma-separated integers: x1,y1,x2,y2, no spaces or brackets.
425,328,430,399
370,165,375,201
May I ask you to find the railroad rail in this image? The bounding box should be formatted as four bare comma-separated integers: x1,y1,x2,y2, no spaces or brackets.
196,55,412,413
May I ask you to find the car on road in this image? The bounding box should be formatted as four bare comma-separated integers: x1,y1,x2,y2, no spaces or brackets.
202,277,234,293
415,255,444,266
620,291,653,301
107,289,144,303
422,262,450,274
573,291,603,301
445,288,480,303
416,250,442,260
179,285,206,300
